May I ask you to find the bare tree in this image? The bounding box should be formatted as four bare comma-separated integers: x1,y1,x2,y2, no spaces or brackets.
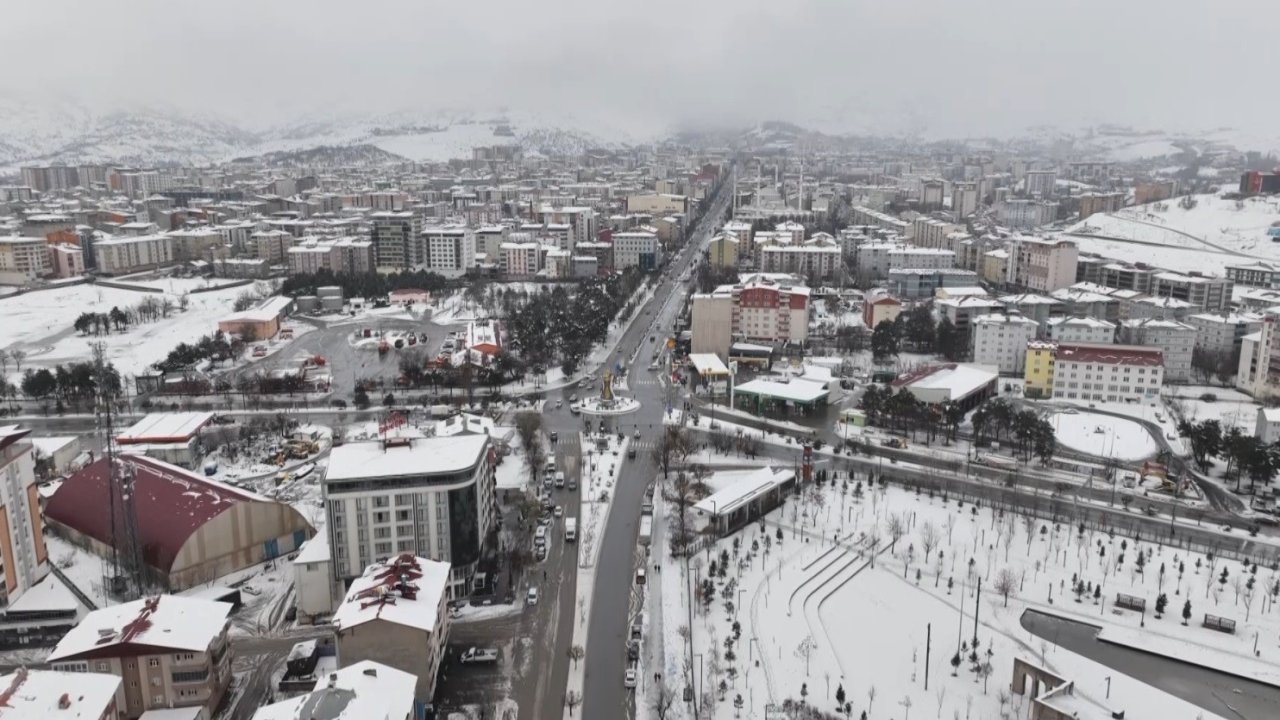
652,682,678,720
565,690,582,715
653,425,692,479
886,513,907,552
920,521,941,559
568,644,585,668
0,349,8,374
10,349,26,373
994,568,1018,607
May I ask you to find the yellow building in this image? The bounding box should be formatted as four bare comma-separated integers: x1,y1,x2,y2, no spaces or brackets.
1023,341,1057,398
708,233,740,268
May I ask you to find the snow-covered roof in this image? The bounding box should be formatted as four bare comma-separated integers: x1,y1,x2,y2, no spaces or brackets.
116,412,214,443
293,533,331,566
138,707,206,720
0,669,121,719
333,554,450,635
6,573,83,615
48,595,231,662
894,364,998,401
733,378,829,403
29,435,77,457
1047,316,1115,329
688,353,730,376
250,661,417,720
695,467,794,517
999,293,1062,306
325,434,490,482
1260,407,1280,423
973,313,1038,327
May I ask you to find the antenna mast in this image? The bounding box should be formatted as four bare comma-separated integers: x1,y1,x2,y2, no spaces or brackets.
94,343,144,601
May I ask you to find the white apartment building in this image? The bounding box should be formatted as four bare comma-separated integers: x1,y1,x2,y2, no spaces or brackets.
1151,272,1234,312
951,182,979,218
324,431,496,598
247,230,292,263
423,226,475,278
166,228,223,262
1024,170,1058,197
1009,236,1078,291
1046,316,1116,344
287,240,337,275
474,225,509,262
1051,343,1165,402
690,276,811,359
1118,318,1196,383
613,231,661,271
1187,313,1263,355
48,243,84,278
999,199,1059,230
0,426,49,605
93,233,174,274
936,296,1004,334
0,236,52,283
759,240,841,278
972,314,1040,374
850,206,911,237
856,244,955,278
911,217,961,249
500,242,542,277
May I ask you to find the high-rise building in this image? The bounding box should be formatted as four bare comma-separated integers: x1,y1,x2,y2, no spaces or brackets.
0,426,48,607
370,212,424,271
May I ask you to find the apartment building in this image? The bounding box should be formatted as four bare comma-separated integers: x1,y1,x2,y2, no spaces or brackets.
1151,271,1233,312
474,225,509,262
333,554,450,712
998,293,1065,337
48,243,85,278
690,276,810,359
1118,318,1196,383
863,293,903,330
1237,316,1280,398
855,244,954,278
48,595,232,720
888,268,979,299
850,206,911,237
951,182,980,218
1077,192,1125,219
0,236,52,283
613,231,661,271
759,238,841,278
972,313,1040,374
626,193,688,216
500,241,542,277
1050,286,1120,323
252,661,416,720
1009,236,1078,292
1024,170,1057,198
246,230,293,264
999,199,1058,229
1187,313,1263,355
936,295,1004,334
324,431,497,597
1045,316,1116,344
92,234,175,275
423,226,475,278
1049,343,1165,403
0,669,122,719
371,212,424,272
1023,341,1057,398
166,228,223,262
1226,261,1280,289
0,426,48,606
707,233,740,269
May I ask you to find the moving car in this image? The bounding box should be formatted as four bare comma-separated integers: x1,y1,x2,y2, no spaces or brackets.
527,588,539,606
624,669,637,688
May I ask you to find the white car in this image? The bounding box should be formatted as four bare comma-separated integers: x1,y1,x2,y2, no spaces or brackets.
624,669,637,689
554,505,564,518
527,587,539,606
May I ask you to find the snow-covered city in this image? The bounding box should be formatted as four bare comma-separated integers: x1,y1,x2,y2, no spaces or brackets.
3,3,1280,720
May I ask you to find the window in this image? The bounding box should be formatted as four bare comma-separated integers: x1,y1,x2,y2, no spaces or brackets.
97,661,110,672
372,497,389,508
147,658,160,668
373,511,390,524
375,542,393,555
396,510,411,522
171,669,209,684
395,494,413,506
373,527,390,539
153,695,165,707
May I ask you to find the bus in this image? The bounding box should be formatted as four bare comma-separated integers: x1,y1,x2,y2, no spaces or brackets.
565,518,577,543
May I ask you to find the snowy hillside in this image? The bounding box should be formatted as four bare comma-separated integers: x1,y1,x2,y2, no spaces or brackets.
0,101,629,170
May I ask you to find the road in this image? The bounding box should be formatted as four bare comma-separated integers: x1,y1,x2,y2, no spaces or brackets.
567,169,734,719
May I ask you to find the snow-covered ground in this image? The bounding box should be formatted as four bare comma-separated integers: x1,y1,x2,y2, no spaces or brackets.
1049,411,1159,462
1165,386,1260,433
651,477,1267,720
0,281,277,382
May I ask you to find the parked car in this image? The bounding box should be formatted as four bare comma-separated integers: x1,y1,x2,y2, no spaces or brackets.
527,588,539,606
624,669,637,688
460,647,500,664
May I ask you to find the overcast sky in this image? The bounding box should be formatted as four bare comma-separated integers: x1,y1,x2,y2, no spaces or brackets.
2,0,1276,141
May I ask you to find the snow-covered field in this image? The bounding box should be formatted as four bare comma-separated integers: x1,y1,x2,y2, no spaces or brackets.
1063,192,1280,275
1165,386,1260,432
650,477,1274,720
1050,411,1158,461
0,282,254,381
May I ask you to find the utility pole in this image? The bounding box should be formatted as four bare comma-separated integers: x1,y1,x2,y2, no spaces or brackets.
973,577,982,647
924,623,931,691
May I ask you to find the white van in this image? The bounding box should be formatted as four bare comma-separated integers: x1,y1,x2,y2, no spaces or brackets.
534,526,548,546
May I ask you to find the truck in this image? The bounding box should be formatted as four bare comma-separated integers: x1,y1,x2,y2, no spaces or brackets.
565,518,577,542
880,437,907,449
460,647,499,664
638,515,652,546
971,453,1017,470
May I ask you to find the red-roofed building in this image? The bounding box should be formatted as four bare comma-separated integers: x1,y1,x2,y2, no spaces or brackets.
1050,342,1164,403
44,455,313,589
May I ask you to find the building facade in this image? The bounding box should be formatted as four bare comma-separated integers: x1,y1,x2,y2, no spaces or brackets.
324,432,497,598
0,426,48,606
1049,343,1165,402
971,314,1040,374
1118,318,1196,384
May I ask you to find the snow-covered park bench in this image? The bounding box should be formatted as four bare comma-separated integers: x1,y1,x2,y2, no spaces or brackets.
1114,593,1145,612
1202,614,1236,634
